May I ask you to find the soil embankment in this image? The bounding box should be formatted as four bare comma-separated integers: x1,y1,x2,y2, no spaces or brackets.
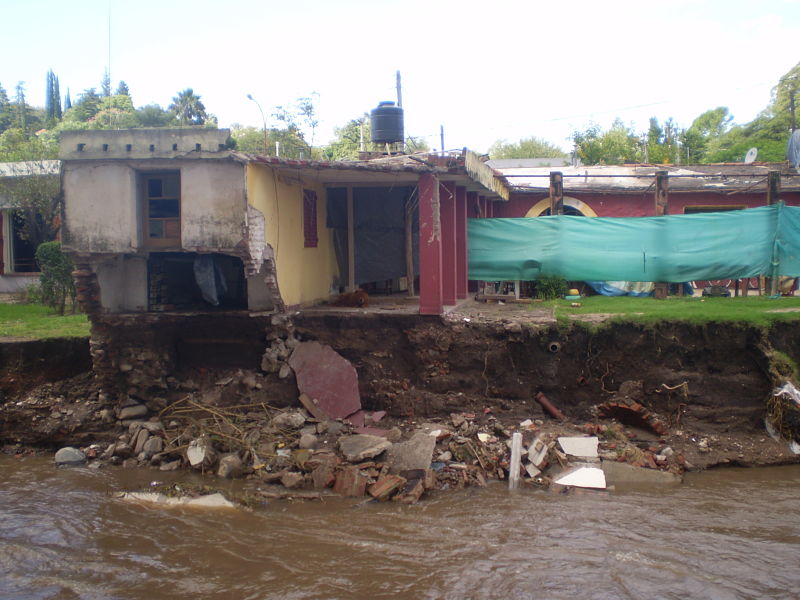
1,316,799,475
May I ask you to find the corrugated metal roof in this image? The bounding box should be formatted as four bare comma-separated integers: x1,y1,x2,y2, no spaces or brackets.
0,160,60,178
495,163,800,194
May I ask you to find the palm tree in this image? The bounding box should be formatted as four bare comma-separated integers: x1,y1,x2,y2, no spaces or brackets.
169,88,207,125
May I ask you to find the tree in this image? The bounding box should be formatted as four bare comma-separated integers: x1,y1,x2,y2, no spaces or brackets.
35,242,75,315
0,82,11,133
116,80,130,98
68,88,102,122
135,103,175,127
572,119,642,165
488,136,567,160
14,82,29,132
92,94,137,129
681,107,732,163
101,69,111,97
44,70,62,125
169,88,208,125
323,114,368,160
64,89,71,111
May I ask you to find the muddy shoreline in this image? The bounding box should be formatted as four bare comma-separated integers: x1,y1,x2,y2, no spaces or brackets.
2,315,799,501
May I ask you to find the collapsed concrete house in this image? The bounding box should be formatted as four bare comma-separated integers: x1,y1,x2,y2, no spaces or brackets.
59,128,509,401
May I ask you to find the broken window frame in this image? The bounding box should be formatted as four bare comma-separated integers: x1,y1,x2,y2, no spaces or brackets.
303,189,318,248
141,171,181,249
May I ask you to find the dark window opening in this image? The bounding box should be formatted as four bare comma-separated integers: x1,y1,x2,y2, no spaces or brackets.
11,213,38,272
126,144,132,151
147,252,247,312
540,206,586,217
303,189,318,248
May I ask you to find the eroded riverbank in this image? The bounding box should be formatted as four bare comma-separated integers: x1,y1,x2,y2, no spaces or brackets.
1,315,800,500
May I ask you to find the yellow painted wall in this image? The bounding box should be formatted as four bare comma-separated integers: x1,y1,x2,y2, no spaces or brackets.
246,164,338,307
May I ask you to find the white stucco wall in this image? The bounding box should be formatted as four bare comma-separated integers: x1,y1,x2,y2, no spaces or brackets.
63,163,139,254
180,161,246,251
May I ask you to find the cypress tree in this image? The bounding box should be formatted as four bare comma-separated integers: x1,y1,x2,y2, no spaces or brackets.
45,70,54,122
64,89,72,111
53,75,62,120
15,82,28,132
101,69,111,97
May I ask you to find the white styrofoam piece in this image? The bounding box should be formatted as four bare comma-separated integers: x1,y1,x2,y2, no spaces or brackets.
554,466,606,489
558,436,599,458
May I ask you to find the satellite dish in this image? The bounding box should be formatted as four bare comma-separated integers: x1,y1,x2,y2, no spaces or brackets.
744,147,758,164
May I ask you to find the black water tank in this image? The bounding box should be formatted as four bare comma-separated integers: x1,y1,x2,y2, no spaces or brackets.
370,101,404,144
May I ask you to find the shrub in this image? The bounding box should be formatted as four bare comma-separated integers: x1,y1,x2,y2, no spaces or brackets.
535,274,568,300
35,241,76,315
17,282,44,305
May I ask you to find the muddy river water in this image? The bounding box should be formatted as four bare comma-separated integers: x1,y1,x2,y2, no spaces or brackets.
1,457,799,600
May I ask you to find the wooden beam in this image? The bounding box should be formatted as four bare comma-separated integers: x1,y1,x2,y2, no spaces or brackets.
549,171,563,215
655,170,668,215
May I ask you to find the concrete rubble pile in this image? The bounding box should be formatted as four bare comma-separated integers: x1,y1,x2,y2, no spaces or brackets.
52,330,687,503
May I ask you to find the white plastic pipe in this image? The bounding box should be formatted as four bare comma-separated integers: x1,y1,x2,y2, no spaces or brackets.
509,432,522,490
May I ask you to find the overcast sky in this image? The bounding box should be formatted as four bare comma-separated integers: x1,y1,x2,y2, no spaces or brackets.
3,0,799,153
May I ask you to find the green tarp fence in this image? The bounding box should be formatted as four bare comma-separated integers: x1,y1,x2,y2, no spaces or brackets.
468,203,800,282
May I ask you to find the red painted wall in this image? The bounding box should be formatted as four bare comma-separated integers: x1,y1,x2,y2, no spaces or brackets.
493,191,800,218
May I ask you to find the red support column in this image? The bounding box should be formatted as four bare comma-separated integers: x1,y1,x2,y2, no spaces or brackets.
440,180,457,306
418,173,443,315
456,186,468,299
486,199,494,217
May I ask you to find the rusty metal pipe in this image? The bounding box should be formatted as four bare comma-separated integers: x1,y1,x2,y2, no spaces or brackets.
534,391,566,421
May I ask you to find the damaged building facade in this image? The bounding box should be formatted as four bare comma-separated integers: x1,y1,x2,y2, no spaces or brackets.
59,128,508,403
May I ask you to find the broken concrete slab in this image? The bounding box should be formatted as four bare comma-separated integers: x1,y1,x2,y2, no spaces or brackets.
527,436,548,467
553,465,606,489
338,434,392,462
288,341,361,419
387,432,436,474
558,436,599,458
601,460,682,486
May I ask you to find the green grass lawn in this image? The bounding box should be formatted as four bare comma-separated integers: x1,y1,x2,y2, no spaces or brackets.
549,294,800,327
0,303,90,339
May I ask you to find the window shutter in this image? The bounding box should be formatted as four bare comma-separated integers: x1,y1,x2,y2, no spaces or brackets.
303,189,318,248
